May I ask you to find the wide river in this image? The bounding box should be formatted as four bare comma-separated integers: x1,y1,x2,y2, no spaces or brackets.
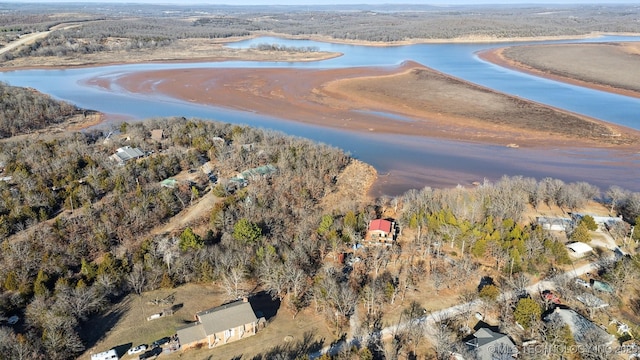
2,35,640,196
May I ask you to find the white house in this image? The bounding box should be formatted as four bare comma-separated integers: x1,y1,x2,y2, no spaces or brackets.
566,242,594,258
571,213,624,230
537,217,572,232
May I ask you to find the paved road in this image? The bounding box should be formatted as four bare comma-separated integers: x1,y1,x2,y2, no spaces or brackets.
310,260,601,358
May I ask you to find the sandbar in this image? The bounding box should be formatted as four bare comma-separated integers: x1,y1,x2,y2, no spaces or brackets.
478,42,640,99
88,60,640,151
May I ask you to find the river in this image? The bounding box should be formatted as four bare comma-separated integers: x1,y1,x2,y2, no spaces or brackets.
1,35,639,196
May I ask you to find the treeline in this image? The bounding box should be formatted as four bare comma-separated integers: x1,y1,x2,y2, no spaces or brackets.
251,43,320,52
3,4,640,61
0,13,55,34
0,82,79,138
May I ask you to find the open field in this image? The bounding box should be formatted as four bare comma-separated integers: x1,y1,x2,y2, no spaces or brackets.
82,284,332,360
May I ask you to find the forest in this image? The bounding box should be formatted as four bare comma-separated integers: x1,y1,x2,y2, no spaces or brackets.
0,82,80,138
2,3,640,359
1,3,640,60
0,83,640,359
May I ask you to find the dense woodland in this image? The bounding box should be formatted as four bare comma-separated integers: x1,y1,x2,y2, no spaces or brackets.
2,3,640,359
2,3,640,60
1,84,640,358
0,82,80,138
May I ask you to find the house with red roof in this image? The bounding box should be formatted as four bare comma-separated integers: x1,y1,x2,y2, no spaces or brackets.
364,219,397,246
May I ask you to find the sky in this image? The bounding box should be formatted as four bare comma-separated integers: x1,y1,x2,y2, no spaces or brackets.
17,0,640,4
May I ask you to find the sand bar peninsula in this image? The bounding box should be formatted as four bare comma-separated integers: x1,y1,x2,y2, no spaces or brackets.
479,42,640,99
92,60,640,150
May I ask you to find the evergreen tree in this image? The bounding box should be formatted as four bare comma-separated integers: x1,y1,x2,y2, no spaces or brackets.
514,297,542,329
571,222,591,243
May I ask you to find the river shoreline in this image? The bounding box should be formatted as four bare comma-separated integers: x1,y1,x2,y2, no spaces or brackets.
4,34,640,195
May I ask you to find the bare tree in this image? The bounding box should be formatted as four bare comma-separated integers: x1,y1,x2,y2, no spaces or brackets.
157,236,179,273
127,263,147,295
577,328,615,360
430,319,455,360
221,265,248,300
606,185,627,216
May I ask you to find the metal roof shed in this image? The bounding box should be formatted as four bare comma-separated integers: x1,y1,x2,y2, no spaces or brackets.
566,242,593,257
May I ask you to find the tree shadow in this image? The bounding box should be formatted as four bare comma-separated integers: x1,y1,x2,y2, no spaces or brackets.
248,291,280,321
472,320,500,332
112,343,132,358
477,276,494,292
170,303,184,313
80,296,131,350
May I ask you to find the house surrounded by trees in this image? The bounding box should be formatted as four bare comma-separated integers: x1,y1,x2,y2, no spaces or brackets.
364,219,397,246
109,146,144,165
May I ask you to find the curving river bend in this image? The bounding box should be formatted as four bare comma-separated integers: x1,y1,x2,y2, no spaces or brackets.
1,35,640,196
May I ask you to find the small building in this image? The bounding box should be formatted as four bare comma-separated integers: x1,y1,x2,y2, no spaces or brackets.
177,300,264,351
570,213,624,230
537,216,572,232
591,280,614,294
566,242,593,258
465,327,518,360
109,146,144,165
151,129,164,142
364,219,396,246
91,349,118,360
236,164,277,182
160,178,178,189
576,293,608,309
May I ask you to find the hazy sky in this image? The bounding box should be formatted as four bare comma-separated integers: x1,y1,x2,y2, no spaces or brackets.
19,0,640,4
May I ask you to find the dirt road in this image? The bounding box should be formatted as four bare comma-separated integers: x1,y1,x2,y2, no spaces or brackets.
0,31,50,56
0,23,82,57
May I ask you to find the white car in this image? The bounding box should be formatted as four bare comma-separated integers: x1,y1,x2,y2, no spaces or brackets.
127,344,147,355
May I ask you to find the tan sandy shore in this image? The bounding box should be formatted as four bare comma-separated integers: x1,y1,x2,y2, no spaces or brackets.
478,42,640,99
90,60,640,151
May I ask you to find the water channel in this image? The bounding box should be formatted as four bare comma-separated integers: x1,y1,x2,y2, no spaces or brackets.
1,35,639,195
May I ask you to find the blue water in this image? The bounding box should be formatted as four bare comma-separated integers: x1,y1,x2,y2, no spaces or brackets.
1,35,639,195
